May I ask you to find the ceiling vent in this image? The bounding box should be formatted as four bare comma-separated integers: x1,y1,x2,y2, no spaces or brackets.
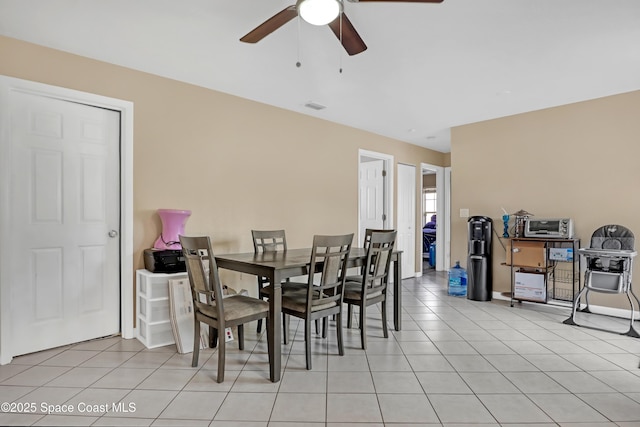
304,102,326,111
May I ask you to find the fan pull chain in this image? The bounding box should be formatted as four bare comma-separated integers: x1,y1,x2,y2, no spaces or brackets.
338,13,343,74
296,15,302,68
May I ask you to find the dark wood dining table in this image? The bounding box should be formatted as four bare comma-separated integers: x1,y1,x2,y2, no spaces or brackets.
215,247,403,382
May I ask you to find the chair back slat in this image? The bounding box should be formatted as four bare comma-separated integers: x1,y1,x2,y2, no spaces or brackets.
252,230,288,297
362,231,397,299
370,249,390,282
180,235,225,319
359,228,395,274
362,228,395,249
252,229,287,253
307,234,353,310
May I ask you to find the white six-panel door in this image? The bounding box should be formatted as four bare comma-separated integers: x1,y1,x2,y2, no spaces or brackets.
8,90,120,356
397,163,416,278
359,159,385,245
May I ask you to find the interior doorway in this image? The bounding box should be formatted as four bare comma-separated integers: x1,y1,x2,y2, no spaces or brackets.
357,149,393,246
421,163,449,272
422,169,438,272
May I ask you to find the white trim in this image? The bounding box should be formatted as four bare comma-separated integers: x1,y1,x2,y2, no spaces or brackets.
0,76,134,364
0,79,11,364
444,167,452,271
397,162,417,278
357,149,394,244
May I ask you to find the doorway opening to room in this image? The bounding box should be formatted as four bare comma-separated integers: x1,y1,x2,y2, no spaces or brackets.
421,163,449,273
422,172,437,271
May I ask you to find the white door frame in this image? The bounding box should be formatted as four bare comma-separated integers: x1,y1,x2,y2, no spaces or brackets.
0,76,134,364
444,167,452,271
420,163,450,272
358,149,394,245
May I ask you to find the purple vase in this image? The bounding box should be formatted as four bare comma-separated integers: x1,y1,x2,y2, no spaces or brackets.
154,209,192,250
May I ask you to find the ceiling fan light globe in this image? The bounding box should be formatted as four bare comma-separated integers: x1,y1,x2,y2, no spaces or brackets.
297,0,342,26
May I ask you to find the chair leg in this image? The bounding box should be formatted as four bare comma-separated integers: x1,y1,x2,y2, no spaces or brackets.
216,326,226,383
630,287,640,333
257,283,264,333
315,319,321,335
265,315,272,368
360,304,367,350
336,312,345,356
381,300,389,339
322,317,328,339
624,291,640,337
582,287,593,313
238,324,244,350
564,286,589,326
210,326,218,348
347,304,353,328
631,286,640,308
305,318,312,370
192,319,201,367
283,314,289,345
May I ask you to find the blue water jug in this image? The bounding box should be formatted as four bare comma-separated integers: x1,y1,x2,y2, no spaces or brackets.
448,261,467,297
429,242,436,268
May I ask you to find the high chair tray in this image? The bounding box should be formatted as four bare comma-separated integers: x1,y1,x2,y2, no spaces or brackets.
578,248,637,258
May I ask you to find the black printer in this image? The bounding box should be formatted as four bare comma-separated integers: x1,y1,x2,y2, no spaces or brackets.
143,248,186,273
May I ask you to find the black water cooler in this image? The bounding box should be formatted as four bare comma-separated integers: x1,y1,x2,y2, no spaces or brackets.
467,216,493,301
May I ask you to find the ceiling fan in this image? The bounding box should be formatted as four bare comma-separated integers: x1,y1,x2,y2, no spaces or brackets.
240,0,444,56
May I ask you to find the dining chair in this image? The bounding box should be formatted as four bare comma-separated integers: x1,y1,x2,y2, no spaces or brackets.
343,230,397,350
346,228,396,283
251,229,306,333
281,233,353,369
179,235,270,383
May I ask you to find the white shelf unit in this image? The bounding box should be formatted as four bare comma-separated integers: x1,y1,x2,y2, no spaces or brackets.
136,269,188,349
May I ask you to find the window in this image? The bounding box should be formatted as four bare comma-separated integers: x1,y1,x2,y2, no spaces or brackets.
423,188,437,226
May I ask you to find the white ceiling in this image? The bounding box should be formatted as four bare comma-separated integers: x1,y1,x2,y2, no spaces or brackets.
1,0,639,153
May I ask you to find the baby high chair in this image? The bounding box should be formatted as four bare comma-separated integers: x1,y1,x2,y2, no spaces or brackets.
564,225,639,337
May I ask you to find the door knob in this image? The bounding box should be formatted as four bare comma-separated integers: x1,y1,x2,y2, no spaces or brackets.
108,230,119,238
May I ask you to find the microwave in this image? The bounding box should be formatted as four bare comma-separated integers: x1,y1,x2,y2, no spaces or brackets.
524,218,574,239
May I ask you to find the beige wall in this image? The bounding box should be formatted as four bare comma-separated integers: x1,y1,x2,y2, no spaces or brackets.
0,36,446,295
422,173,436,188
450,90,640,308
443,152,451,167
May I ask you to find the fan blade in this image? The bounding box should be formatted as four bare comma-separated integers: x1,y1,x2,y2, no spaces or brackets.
240,6,297,43
328,13,367,56
354,0,443,2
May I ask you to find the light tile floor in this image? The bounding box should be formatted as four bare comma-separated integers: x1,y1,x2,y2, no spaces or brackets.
1,270,640,426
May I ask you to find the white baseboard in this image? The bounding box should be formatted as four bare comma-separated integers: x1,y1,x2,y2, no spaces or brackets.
492,291,511,303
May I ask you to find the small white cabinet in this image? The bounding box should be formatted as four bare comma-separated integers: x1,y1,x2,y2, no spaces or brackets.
136,269,187,349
